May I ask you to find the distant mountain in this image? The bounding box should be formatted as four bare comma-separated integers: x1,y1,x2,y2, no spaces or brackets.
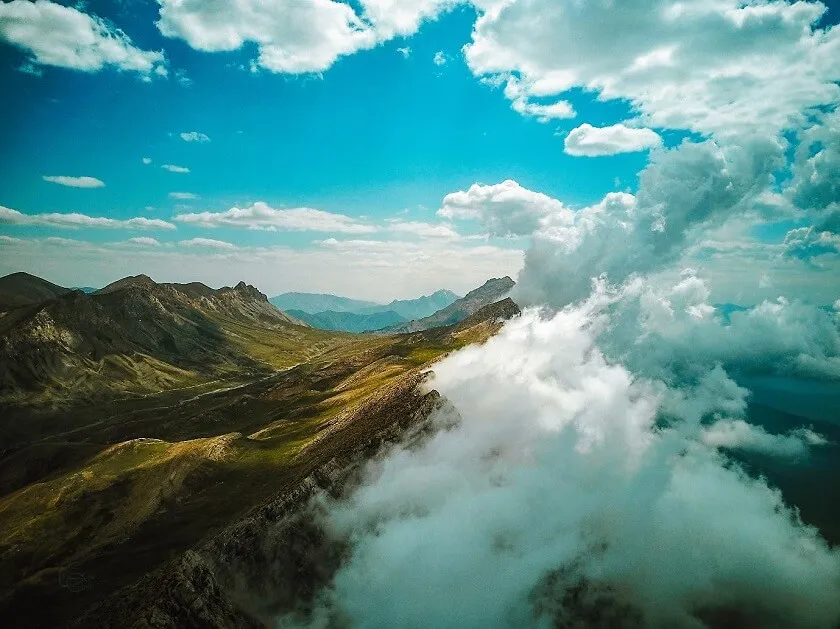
0,272,71,312
288,309,407,333
357,289,460,320
380,276,516,333
71,286,98,294
269,292,379,314
0,274,310,403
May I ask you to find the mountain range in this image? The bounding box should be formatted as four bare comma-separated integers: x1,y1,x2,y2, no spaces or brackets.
270,288,460,332
0,270,520,628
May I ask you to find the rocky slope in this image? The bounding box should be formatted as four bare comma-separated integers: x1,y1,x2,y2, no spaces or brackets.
0,272,70,312
0,294,520,628
379,276,516,334
0,274,311,406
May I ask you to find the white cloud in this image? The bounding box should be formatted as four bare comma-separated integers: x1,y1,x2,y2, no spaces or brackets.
127,237,161,246
564,123,662,157
783,226,840,261
161,164,190,173
0,205,175,230
156,0,452,74
180,131,210,143
465,0,840,136
516,137,786,308
174,201,378,234
157,0,376,74
142,157,152,165
439,179,573,237
360,0,453,39
169,192,199,200
503,75,575,123
42,175,105,188
396,46,411,58
702,419,828,459
387,221,460,239
295,300,840,627
179,237,237,250
0,0,165,75
433,50,447,65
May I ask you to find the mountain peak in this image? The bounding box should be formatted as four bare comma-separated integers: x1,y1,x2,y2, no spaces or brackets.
96,274,157,295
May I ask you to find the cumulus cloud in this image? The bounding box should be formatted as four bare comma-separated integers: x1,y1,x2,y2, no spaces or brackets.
439,179,573,237
180,131,210,143
169,192,199,200
161,164,190,173
142,157,152,165
564,123,662,157
396,46,411,58
0,0,165,76
465,0,840,136
290,300,840,628
433,50,447,65
783,226,840,261
156,0,450,74
787,108,840,211
42,175,105,188
516,137,785,307
174,201,377,234
0,205,175,230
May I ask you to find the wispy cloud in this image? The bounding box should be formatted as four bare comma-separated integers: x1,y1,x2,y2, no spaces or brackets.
127,237,161,246
42,175,105,188
161,164,190,173
169,192,199,200
178,237,238,249
0,205,175,230
397,46,411,58
174,201,377,234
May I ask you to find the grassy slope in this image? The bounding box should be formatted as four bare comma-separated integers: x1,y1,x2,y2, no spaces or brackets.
0,307,515,628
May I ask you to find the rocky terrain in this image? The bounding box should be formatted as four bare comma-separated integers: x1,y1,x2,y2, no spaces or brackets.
0,271,520,628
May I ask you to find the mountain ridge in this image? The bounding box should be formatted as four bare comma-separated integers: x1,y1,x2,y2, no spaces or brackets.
379,276,516,334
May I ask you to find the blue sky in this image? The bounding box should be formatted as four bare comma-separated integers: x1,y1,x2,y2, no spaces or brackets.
1,0,839,302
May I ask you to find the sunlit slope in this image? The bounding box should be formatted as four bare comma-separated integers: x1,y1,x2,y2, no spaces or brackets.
0,297,520,628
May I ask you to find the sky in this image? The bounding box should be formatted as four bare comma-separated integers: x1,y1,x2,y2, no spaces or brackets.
0,0,839,303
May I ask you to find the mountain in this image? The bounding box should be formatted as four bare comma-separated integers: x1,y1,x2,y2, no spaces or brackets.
269,292,379,314
357,289,460,320
287,308,407,333
0,272,71,312
0,274,519,627
0,274,314,406
71,286,98,294
379,276,516,333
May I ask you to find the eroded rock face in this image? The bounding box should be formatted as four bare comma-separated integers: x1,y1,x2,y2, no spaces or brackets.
73,376,450,629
